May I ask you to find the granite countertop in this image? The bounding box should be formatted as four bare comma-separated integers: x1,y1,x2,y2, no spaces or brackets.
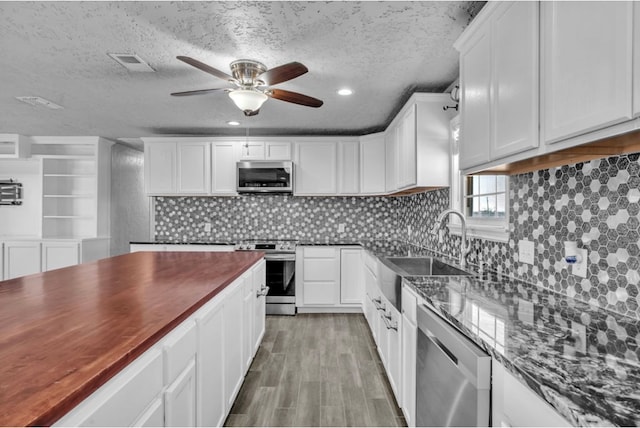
361,240,640,427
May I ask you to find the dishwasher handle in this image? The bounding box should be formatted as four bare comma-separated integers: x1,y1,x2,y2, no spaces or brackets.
417,304,491,389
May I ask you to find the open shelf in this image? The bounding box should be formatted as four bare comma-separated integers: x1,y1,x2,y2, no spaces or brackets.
31,144,96,158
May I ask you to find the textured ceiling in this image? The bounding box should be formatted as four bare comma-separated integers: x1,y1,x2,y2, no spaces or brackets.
0,1,484,146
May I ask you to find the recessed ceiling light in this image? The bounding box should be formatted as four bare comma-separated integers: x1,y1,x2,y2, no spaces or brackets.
337,88,353,96
227,121,240,126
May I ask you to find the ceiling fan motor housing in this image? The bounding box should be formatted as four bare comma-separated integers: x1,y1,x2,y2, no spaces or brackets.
230,60,267,87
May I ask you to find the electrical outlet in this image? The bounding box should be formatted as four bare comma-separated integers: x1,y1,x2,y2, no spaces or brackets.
571,322,587,354
338,223,345,233
571,248,589,278
518,239,535,265
204,222,212,233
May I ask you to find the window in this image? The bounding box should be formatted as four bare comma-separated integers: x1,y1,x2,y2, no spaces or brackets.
449,116,509,242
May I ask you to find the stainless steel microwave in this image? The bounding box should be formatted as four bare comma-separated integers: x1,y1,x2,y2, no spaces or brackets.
237,161,293,193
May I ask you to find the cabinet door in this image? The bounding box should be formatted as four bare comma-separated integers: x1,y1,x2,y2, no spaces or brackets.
164,359,197,427
338,141,360,194
265,142,292,160
302,247,340,305
459,25,492,169
492,1,539,159
196,297,226,427
242,273,254,373
132,398,164,427
398,105,417,189
387,309,402,402
223,280,245,408
295,142,338,194
177,142,211,194
377,306,389,367
3,241,41,280
401,313,417,427
543,1,633,143
212,142,238,194
385,126,399,193
41,241,79,272
340,248,364,305
252,260,266,353
144,142,176,194
238,141,265,160
360,134,386,194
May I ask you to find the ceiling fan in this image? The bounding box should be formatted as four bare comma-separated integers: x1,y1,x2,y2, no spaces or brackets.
171,56,324,116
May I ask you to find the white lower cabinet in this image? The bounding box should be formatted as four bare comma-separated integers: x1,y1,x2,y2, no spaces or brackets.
164,359,197,427
296,246,365,310
130,244,235,252
196,295,226,427
400,284,418,427
492,360,570,427
54,259,266,428
242,272,255,372
3,240,41,279
42,241,79,271
223,277,246,409
252,260,267,353
340,248,364,305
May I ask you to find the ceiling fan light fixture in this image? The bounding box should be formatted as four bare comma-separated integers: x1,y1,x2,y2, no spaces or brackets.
228,89,268,113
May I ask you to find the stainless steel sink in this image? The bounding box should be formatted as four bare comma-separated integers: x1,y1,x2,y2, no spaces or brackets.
383,256,472,276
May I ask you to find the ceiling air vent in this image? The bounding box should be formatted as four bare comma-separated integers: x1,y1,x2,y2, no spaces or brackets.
107,53,155,72
15,96,63,109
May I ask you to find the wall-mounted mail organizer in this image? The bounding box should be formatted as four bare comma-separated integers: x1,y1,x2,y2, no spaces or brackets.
0,179,23,205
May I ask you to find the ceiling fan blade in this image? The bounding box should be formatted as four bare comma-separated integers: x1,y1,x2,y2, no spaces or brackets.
170,88,227,97
258,62,308,86
176,56,234,82
268,89,323,108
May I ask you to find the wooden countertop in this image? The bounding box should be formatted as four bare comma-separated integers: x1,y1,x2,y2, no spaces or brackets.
0,251,264,427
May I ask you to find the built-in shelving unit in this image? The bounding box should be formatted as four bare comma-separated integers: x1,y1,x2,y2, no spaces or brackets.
33,137,112,239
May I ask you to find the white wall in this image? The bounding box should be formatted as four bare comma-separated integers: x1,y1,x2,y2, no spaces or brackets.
0,159,41,237
110,144,150,256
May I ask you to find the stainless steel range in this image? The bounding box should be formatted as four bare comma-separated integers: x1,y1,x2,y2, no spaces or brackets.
235,239,297,315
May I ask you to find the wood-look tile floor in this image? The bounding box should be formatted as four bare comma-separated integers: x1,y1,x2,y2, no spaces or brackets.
225,313,406,427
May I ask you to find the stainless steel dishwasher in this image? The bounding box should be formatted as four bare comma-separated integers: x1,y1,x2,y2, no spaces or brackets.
416,303,491,427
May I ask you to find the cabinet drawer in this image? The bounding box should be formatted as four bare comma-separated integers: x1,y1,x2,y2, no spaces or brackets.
303,247,337,258
303,258,339,281
163,320,197,385
53,347,163,427
303,281,340,305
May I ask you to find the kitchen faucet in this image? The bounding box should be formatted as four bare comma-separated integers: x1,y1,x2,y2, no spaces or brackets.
430,209,472,269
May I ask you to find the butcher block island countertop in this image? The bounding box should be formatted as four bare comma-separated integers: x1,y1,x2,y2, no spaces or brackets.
0,250,264,427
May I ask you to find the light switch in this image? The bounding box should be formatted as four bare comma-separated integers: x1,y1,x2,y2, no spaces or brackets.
519,240,535,265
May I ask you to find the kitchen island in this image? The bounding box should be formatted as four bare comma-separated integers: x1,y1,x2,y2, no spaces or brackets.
0,250,264,426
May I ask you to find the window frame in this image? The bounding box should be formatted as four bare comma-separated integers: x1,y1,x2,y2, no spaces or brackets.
448,115,509,243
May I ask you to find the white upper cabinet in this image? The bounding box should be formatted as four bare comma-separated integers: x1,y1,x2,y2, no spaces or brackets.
177,142,211,194
239,141,292,160
458,24,491,170
384,94,451,192
211,142,238,195
265,141,292,160
294,141,338,195
337,141,360,195
492,1,539,159
360,133,386,194
385,126,399,193
543,1,633,144
397,105,417,189
144,142,176,195
455,1,539,170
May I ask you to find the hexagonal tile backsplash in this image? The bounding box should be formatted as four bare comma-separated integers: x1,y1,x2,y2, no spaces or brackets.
155,152,640,320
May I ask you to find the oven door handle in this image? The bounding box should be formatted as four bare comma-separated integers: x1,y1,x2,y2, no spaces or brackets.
264,253,296,261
